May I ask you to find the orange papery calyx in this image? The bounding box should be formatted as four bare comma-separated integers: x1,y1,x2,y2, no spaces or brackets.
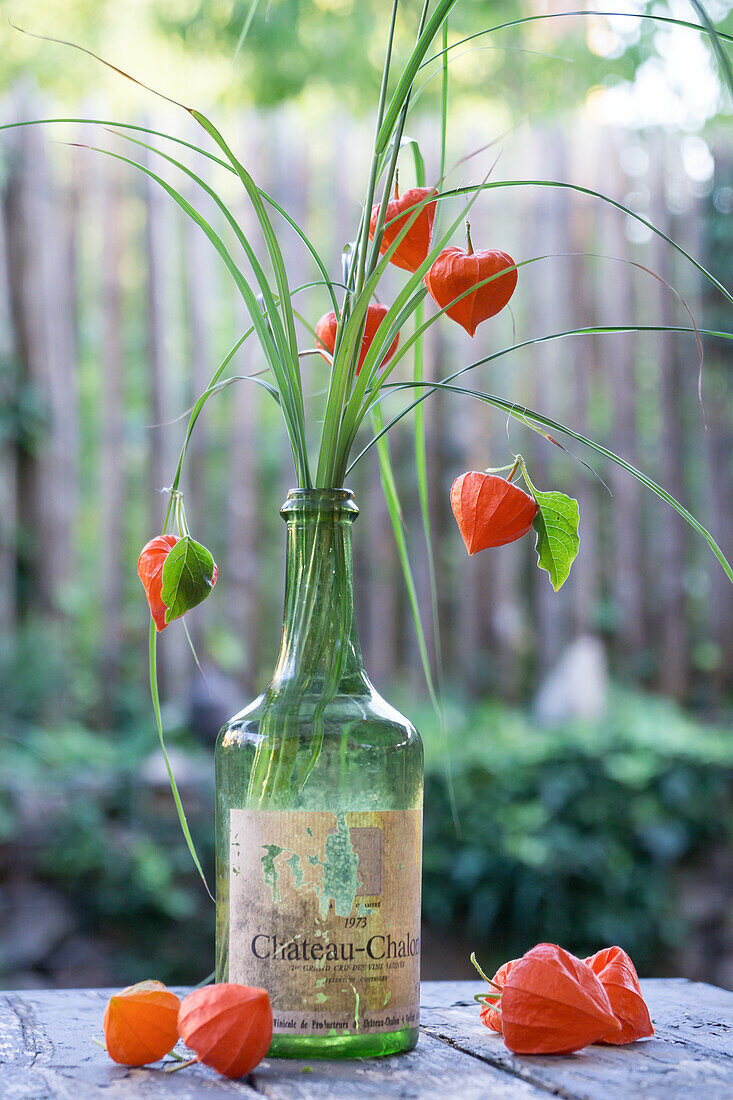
499,943,621,1055
315,303,399,375
450,471,537,555
103,980,181,1066
584,946,654,1044
177,983,273,1079
425,223,517,336
137,535,179,632
369,182,438,273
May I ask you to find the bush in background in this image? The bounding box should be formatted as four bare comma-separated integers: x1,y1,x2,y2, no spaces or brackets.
420,690,733,978
0,688,730,987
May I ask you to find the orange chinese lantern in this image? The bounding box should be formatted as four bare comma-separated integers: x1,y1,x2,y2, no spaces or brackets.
103,980,180,1066
315,303,399,374
178,984,273,1079
425,229,517,336
500,943,620,1055
584,946,654,1044
450,472,536,554
369,184,438,272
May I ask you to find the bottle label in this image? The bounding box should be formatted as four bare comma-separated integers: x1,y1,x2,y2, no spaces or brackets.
229,807,422,1035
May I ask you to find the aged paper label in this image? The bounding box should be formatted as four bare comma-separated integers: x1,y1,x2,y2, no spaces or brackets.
229,808,422,1035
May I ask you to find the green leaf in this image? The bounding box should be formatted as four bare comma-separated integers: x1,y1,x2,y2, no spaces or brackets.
530,490,580,592
160,537,217,624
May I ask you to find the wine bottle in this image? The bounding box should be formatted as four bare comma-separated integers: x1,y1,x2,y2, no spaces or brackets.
215,488,423,1058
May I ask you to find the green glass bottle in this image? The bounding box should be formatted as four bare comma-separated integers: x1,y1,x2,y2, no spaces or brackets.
215,488,423,1059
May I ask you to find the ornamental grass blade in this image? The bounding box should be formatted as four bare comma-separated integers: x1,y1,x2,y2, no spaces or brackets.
408,138,445,695
108,129,294,374
335,154,493,472
376,1,458,154
687,2,733,97
320,0,435,485
188,112,304,389
372,410,441,717
74,142,309,484
443,180,732,306
9,23,189,109
348,321,732,478
233,0,262,63
313,171,723,472
420,9,733,75
4,28,312,485
148,623,213,901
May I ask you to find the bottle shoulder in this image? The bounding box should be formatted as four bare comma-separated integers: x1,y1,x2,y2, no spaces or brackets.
216,684,421,755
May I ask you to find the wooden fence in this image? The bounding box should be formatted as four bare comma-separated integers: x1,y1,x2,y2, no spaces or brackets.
0,97,730,724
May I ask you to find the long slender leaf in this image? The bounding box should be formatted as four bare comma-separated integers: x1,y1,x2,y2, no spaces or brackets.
233,0,262,63
441,180,732,306
420,10,733,71
109,129,294,379
333,160,492,478
372,409,441,715
190,110,311,484
354,244,708,441
0,117,340,314
688,0,733,97
408,140,445,703
148,622,213,900
77,143,308,483
364,1,434,286
9,27,307,457
349,321,733,473
376,1,458,153
316,0,416,488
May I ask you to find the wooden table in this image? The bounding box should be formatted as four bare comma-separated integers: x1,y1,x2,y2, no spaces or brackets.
1,980,731,1098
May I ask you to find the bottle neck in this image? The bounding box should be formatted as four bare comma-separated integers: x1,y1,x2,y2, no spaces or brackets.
269,489,367,695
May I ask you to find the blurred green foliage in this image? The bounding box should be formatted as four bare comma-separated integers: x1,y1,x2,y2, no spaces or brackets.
0,720,214,983
3,0,732,118
0,688,729,984
419,689,733,976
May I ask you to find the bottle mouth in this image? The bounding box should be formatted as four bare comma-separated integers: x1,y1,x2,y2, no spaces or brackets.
281,488,359,518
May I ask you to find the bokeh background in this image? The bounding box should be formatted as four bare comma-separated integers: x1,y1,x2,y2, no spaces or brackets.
0,0,731,992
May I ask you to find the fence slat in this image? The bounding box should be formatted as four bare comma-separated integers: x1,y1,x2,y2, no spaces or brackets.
0,109,730,713
652,165,690,700
4,100,79,615
98,158,125,719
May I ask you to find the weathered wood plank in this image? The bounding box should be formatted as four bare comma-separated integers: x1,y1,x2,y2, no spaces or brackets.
0,987,543,1099
253,1030,545,1100
1,982,730,1099
0,989,257,1098
420,979,733,1100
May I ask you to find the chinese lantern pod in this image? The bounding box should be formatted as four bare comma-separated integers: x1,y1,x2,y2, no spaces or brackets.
137,535,179,632
178,984,273,1079
480,959,518,1034
103,980,180,1066
425,246,517,336
500,944,620,1055
584,947,654,1044
369,185,438,272
451,472,536,554
315,304,399,374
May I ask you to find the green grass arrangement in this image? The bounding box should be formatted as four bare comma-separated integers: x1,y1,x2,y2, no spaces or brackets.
5,3,732,888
